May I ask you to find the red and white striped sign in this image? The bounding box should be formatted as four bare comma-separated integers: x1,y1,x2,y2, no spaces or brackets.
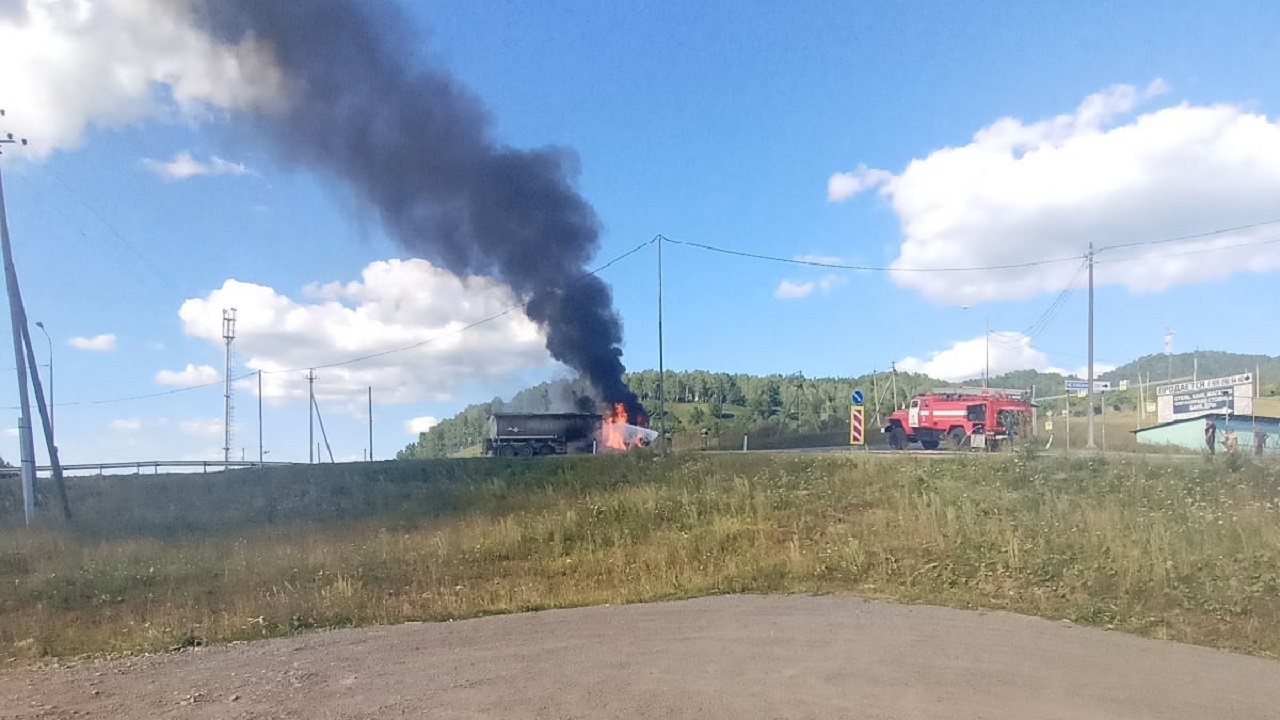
850,406,865,446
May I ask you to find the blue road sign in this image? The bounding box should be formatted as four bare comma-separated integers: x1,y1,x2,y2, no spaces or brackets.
1065,380,1089,391
851,390,864,405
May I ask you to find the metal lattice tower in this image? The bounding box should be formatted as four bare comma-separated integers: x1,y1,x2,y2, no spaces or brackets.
222,308,237,462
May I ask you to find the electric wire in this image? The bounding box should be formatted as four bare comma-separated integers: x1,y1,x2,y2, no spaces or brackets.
661,235,1085,272
19,222,1280,410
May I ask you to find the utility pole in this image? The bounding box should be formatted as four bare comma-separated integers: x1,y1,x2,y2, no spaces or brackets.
222,308,236,463
1164,327,1173,381
0,112,35,524
984,317,990,389
306,369,316,463
1086,243,1097,449
871,369,881,426
35,321,51,434
311,391,335,463
657,235,667,456
257,370,263,464
367,386,373,461
891,362,900,410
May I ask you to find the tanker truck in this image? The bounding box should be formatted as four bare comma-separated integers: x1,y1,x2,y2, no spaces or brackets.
482,412,601,457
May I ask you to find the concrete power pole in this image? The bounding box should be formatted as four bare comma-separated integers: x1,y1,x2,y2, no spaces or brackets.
222,308,237,463
258,370,264,464
1086,243,1097,449
657,235,667,456
307,369,317,463
0,112,36,524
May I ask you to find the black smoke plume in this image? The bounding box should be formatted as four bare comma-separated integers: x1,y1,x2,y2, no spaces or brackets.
195,0,645,420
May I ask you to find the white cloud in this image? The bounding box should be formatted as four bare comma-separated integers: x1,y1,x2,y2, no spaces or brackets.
406,416,439,435
775,279,815,299
179,418,223,437
68,333,117,351
176,259,551,405
899,332,1073,382
109,418,141,433
156,363,220,386
0,0,283,155
142,151,249,180
828,80,1280,304
774,274,847,300
827,164,894,201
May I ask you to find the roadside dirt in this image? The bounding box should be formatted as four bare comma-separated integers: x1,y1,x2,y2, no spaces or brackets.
2,595,1277,719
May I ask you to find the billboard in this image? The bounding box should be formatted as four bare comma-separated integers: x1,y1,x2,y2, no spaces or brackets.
1155,373,1253,423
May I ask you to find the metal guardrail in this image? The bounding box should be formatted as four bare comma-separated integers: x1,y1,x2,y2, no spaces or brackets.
0,460,302,477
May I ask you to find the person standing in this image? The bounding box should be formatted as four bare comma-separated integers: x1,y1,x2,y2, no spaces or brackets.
1254,427,1268,457
1205,417,1217,456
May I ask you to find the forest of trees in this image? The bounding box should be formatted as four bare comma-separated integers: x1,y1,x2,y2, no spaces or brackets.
397,369,947,459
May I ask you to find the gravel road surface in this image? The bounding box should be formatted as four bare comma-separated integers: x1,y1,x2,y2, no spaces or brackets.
3,595,1277,719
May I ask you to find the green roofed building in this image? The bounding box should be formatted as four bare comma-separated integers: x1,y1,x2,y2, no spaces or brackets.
1134,413,1280,455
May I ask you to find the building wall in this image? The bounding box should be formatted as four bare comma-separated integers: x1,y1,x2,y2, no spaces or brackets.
1137,415,1280,454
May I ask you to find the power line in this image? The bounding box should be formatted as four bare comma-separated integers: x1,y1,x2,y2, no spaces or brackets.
1021,258,1089,338
662,236,1084,272
1094,219,1280,255
40,166,181,292
664,223,1280,275
1095,236,1280,264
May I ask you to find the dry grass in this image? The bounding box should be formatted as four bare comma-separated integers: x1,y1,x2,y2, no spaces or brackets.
2,452,1280,663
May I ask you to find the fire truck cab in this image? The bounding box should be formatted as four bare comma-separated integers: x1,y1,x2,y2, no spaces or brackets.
885,387,1033,451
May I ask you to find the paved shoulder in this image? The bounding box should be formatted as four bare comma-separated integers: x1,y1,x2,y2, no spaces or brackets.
3,595,1277,719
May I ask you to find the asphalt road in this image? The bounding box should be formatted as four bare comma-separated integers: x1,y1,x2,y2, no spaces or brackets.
3,596,1276,719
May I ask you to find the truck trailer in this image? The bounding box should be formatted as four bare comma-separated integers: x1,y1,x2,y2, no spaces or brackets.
483,412,602,457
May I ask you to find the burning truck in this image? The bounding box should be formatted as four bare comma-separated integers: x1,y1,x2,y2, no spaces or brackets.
482,404,657,458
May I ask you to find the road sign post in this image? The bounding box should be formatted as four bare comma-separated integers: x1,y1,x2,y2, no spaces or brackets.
850,405,865,446
850,390,865,446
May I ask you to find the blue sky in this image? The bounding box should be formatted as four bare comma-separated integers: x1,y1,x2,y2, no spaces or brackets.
1,0,1278,465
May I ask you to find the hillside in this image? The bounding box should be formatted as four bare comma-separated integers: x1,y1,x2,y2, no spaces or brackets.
1103,351,1279,391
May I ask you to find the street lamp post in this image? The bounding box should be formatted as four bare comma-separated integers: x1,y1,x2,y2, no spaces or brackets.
35,321,51,434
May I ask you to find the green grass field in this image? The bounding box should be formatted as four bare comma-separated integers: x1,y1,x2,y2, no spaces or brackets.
2,451,1279,663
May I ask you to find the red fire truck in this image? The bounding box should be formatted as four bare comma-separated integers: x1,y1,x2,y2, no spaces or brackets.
884,387,1033,450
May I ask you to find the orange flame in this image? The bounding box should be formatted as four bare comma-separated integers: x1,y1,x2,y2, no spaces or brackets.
599,403,650,451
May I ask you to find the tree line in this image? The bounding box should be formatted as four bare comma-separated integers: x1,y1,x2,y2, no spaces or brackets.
397,369,947,459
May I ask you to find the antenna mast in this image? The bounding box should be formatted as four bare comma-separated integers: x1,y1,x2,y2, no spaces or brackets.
222,308,237,463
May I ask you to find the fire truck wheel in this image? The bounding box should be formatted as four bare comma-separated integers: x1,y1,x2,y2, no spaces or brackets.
537,444,556,456
517,444,535,458
889,425,907,450
948,427,967,449
921,439,940,451
497,444,516,458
